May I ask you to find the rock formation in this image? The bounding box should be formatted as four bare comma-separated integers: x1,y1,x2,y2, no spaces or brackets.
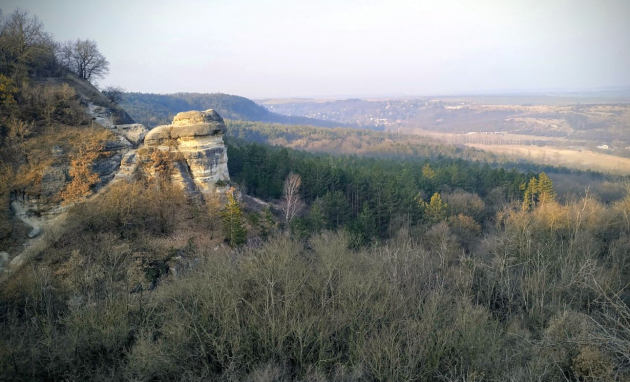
11,103,229,235
118,109,231,196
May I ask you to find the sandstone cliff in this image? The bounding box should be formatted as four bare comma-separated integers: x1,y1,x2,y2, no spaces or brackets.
116,109,231,197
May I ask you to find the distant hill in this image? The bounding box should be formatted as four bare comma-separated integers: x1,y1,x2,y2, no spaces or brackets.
262,97,630,149
120,92,342,128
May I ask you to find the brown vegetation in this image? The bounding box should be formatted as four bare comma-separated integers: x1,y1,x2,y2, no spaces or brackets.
1,183,629,381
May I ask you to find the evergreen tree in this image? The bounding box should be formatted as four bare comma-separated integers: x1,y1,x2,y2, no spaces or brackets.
357,201,377,244
222,189,247,247
537,172,557,204
418,192,447,224
308,201,326,233
422,163,436,179
321,190,351,229
522,177,538,211
258,206,276,240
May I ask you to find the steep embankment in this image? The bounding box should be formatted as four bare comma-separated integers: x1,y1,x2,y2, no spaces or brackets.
1,74,150,274
41,74,135,124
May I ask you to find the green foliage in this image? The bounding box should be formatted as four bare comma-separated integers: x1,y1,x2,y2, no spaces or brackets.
422,163,436,179
419,192,448,224
228,140,534,240
522,172,557,210
522,177,538,211
222,190,247,247
537,171,557,204
257,206,276,240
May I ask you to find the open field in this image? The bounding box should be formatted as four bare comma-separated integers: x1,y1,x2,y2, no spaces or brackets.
261,96,630,147
407,128,583,146
467,143,630,175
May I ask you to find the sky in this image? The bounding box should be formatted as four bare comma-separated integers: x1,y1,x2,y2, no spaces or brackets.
2,0,629,98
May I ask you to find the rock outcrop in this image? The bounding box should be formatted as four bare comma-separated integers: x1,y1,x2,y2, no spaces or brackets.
109,123,148,146
120,109,230,196
10,102,230,241
85,99,149,147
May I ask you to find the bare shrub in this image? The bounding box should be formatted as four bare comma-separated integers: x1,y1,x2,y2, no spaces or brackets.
443,189,485,220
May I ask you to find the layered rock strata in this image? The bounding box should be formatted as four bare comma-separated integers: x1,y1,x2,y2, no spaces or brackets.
120,109,230,196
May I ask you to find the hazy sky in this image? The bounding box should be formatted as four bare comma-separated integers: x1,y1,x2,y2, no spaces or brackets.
2,0,629,98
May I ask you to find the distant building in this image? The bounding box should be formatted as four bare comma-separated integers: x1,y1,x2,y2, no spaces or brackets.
597,144,610,150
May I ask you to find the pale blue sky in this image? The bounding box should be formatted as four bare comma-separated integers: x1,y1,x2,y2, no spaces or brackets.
2,0,629,98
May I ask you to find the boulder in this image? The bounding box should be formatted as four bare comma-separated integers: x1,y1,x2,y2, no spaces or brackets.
171,122,226,139
115,152,138,180
110,123,149,146
28,226,41,239
41,166,68,197
172,109,223,126
144,125,172,146
51,145,64,156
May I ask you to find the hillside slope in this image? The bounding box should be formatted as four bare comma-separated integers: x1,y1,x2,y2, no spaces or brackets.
121,92,342,128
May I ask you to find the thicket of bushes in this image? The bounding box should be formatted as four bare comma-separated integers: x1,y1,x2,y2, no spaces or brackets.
1,176,629,381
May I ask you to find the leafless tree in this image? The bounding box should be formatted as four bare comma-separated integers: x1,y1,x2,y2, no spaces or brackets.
102,86,124,104
280,173,304,224
0,9,55,79
59,39,109,83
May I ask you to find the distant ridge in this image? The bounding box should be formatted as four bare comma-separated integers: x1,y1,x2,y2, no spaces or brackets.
120,92,343,128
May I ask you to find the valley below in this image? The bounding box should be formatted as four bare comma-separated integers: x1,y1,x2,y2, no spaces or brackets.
261,93,630,175
2,5,630,380
406,128,630,175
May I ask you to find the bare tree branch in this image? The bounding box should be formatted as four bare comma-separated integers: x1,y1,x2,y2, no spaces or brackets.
280,173,304,224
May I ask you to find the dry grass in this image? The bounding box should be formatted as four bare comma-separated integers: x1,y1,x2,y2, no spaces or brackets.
467,144,630,175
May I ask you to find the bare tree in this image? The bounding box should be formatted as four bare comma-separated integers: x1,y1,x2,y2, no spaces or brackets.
0,9,55,79
56,40,73,73
59,39,109,83
102,86,124,104
280,173,304,224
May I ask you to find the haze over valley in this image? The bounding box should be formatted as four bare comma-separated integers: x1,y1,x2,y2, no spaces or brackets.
1,1,630,381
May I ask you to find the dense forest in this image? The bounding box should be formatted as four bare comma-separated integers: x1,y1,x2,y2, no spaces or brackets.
120,92,342,128
226,120,497,162
224,120,630,203
226,139,532,244
1,8,630,382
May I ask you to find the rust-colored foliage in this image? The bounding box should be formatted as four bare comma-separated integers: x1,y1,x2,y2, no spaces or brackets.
59,140,102,204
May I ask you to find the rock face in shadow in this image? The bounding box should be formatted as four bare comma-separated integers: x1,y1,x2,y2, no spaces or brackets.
121,109,230,196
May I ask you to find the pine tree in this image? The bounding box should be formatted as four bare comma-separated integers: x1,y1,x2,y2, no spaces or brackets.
522,177,538,211
358,201,377,243
419,192,447,224
258,206,276,240
522,173,556,210
537,172,556,205
308,201,326,233
222,189,247,247
422,163,436,179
